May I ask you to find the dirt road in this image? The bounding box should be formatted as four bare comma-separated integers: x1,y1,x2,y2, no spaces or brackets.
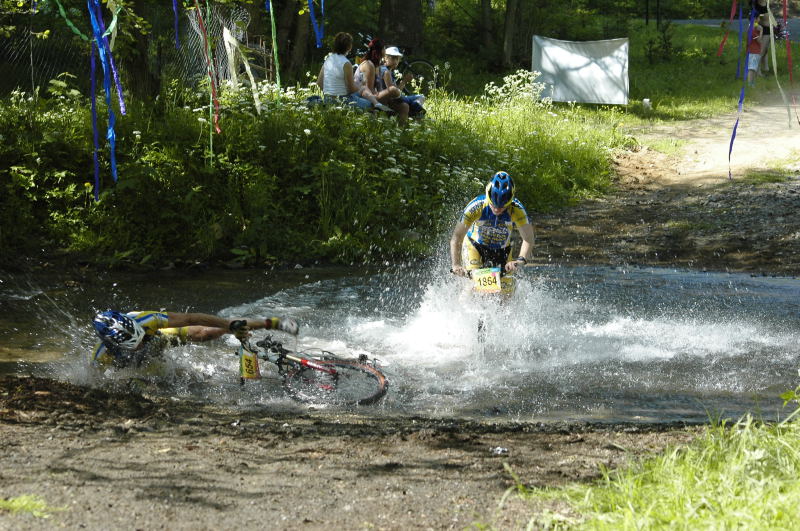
1,95,799,530
537,92,800,275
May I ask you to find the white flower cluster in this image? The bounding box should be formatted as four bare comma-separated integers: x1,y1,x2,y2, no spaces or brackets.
481,69,549,107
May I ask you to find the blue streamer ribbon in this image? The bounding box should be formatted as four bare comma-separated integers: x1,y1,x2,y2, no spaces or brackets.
308,0,322,48
264,0,269,12
728,7,757,178
91,0,126,115
88,0,118,184
173,0,181,49
90,42,100,201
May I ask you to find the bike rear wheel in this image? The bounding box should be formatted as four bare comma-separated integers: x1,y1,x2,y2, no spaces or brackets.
283,360,388,405
403,59,437,95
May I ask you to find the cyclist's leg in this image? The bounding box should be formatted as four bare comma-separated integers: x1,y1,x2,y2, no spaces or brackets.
462,239,485,272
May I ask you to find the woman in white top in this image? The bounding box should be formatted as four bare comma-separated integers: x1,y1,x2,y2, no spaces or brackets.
316,32,371,110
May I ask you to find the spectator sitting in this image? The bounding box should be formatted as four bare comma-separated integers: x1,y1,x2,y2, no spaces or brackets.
381,46,426,119
357,38,410,124
316,32,371,110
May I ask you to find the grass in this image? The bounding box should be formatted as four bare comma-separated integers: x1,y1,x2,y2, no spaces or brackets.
646,137,688,155
2,22,796,268
514,414,800,529
0,495,62,518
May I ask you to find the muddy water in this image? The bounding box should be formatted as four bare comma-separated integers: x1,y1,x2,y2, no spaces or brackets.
1,264,799,423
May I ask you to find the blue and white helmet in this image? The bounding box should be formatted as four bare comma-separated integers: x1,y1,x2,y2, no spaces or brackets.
486,171,515,209
93,310,146,350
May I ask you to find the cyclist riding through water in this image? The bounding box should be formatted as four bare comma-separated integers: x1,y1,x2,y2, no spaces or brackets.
450,171,534,292
90,310,299,371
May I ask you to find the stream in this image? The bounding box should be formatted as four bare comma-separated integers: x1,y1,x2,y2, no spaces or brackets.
2,264,799,423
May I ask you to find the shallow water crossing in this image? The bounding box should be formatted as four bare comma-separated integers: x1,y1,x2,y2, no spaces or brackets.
2,265,799,423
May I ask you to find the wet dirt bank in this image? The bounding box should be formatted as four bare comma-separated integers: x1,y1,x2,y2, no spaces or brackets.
0,376,699,530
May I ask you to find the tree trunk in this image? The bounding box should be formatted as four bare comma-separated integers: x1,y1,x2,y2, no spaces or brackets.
378,0,424,54
502,0,519,68
480,0,493,50
286,11,310,81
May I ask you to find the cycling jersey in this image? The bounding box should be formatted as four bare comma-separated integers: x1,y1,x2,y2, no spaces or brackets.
461,195,530,249
89,311,189,369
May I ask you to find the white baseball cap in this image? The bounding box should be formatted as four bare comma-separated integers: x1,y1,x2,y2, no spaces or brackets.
385,46,403,57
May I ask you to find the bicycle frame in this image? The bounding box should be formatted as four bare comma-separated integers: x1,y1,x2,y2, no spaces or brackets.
237,336,335,383
235,334,389,405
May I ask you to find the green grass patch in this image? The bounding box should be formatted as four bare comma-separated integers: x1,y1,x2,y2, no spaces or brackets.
645,137,687,156
516,415,800,529
0,494,62,518
741,168,794,185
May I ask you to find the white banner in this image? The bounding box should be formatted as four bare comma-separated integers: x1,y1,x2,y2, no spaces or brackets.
532,36,629,105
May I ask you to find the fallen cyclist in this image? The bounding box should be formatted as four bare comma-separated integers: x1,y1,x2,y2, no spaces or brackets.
90,310,299,371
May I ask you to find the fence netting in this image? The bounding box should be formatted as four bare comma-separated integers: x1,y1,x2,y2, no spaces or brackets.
0,1,273,99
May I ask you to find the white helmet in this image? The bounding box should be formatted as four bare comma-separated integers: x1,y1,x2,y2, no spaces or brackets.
93,310,146,350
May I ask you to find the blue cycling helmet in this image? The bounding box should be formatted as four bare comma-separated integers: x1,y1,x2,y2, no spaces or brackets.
93,310,146,350
486,171,515,209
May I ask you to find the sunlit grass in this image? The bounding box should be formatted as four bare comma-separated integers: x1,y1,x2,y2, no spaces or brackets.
516,415,800,529
0,494,62,518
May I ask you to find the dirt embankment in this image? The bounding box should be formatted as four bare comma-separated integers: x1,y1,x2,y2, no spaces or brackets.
1,96,799,529
536,94,800,276
0,377,699,530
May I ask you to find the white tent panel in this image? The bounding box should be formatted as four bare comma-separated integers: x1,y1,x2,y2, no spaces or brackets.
532,36,629,105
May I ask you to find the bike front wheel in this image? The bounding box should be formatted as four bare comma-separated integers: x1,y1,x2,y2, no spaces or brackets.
403,59,438,95
283,360,388,405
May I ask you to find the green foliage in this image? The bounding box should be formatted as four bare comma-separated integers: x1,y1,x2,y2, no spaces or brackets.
0,70,627,269
517,413,800,529
0,494,62,518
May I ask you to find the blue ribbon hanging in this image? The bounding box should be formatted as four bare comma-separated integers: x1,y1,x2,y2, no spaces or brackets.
91,0,126,115
308,0,322,48
172,0,181,49
728,7,757,178
264,0,269,12
90,41,100,201
87,0,118,184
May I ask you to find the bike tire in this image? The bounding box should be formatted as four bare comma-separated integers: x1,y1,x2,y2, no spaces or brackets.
283,360,388,406
403,59,437,95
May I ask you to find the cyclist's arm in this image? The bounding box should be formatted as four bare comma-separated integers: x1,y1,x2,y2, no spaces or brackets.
450,222,468,274
505,223,535,272
517,223,535,261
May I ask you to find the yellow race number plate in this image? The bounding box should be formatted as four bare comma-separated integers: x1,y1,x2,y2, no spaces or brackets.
471,267,502,294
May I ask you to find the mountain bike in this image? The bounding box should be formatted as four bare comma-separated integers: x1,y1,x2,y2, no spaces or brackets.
452,267,517,349
236,334,388,405
395,51,438,96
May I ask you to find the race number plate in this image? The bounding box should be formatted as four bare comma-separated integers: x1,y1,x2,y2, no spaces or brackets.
239,346,261,380
471,267,502,294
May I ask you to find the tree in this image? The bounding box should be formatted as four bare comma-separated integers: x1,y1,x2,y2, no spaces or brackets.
502,0,518,68
480,0,492,50
378,0,424,52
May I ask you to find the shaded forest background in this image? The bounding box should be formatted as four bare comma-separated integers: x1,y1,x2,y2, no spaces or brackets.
2,0,786,99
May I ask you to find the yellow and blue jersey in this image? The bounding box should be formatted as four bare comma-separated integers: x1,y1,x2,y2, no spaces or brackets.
89,311,187,369
461,195,530,249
